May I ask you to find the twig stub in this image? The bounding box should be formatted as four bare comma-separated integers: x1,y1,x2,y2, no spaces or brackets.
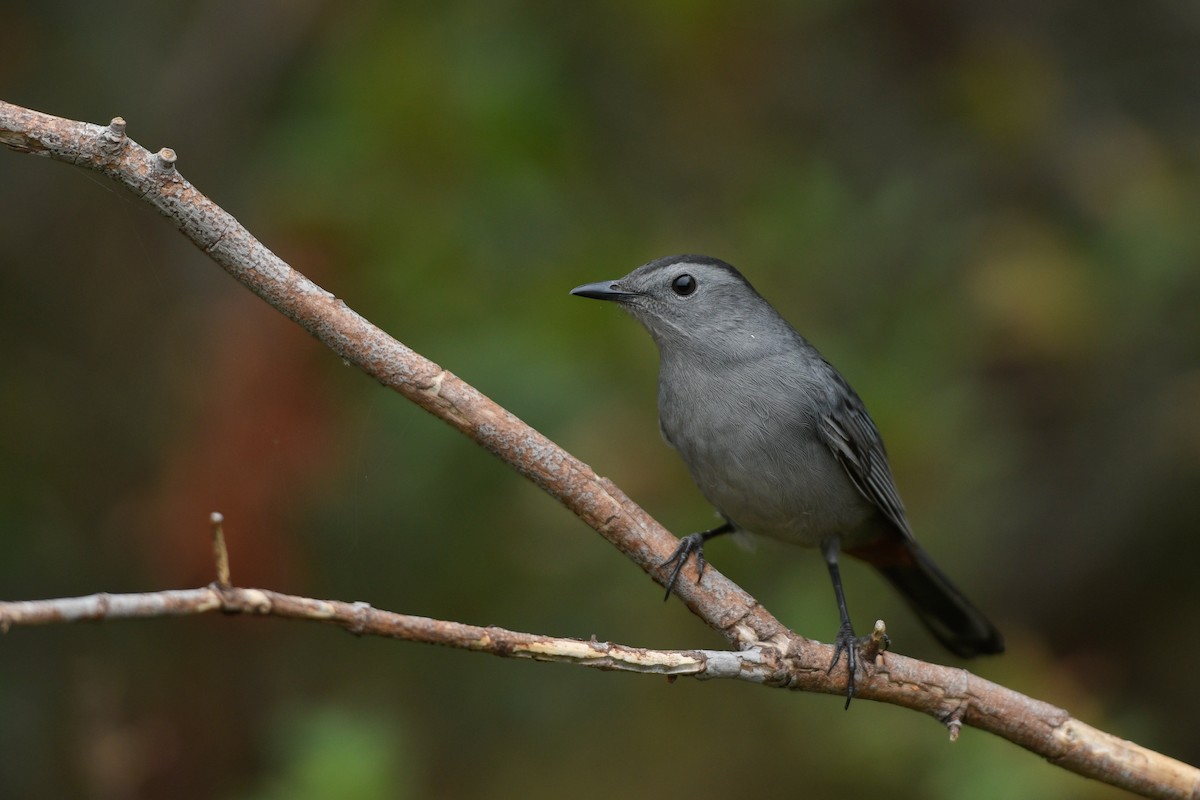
210,512,231,588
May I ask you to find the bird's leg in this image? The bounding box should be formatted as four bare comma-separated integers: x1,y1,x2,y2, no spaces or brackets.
661,521,735,601
822,536,868,709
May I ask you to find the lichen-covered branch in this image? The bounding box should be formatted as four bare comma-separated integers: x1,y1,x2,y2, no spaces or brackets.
2,99,1197,800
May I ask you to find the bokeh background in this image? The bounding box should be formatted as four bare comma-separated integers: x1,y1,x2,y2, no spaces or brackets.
3,2,1199,798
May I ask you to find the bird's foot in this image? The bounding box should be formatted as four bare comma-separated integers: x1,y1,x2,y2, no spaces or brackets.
828,620,874,710
660,534,709,601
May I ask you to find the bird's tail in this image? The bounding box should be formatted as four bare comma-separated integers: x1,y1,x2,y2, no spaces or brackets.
846,536,1004,658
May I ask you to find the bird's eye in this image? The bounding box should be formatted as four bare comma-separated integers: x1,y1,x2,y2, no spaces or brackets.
671,274,697,296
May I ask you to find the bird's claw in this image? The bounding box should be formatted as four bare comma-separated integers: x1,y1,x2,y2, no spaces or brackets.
660,533,709,601
828,620,871,709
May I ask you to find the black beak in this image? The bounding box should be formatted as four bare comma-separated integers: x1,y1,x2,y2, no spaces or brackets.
569,280,637,301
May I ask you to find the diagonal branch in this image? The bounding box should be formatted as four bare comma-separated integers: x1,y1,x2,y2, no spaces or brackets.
0,101,775,647
2,99,1197,800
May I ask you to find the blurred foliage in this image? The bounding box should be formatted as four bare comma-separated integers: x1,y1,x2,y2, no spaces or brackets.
2,1,1199,798
234,706,415,800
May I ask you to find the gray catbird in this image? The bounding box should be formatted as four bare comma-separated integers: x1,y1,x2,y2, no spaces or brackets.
571,254,1003,704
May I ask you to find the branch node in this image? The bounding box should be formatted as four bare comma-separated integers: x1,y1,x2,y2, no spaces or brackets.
945,702,966,743
350,601,373,635
419,369,448,398
861,619,890,664
156,147,177,171
210,512,231,588
217,588,272,615
103,117,127,145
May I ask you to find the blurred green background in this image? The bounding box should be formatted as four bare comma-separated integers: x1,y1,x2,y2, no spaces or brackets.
3,2,1199,798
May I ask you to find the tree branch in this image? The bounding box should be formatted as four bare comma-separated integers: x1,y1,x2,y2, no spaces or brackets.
0,586,752,680
2,579,1197,799
2,99,1196,800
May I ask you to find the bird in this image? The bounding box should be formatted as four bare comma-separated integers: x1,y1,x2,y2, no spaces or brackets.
570,254,1004,705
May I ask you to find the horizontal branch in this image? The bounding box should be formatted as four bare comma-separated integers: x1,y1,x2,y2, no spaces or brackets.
3,99,1198,799
0,587,752,680
4,585,1198,800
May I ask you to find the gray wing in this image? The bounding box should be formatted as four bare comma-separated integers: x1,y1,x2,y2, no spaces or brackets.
817,371,913,538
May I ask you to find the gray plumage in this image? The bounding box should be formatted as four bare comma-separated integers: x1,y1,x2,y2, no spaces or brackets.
571,255,1003,693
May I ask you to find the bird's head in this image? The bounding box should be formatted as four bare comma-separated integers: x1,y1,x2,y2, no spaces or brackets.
570,255,786,356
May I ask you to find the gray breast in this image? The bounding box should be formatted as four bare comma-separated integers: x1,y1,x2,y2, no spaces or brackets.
658,349,876,547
